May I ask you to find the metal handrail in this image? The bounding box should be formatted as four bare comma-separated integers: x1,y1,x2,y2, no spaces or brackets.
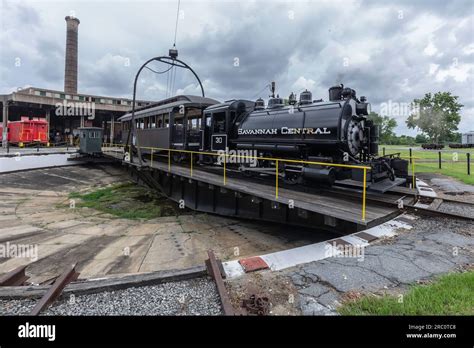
102,143,373,220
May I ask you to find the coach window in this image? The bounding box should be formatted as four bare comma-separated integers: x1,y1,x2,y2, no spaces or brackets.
157,115,163,128
151,116,156,128
164,115,170,128
189,117,200,130
213,112,226,133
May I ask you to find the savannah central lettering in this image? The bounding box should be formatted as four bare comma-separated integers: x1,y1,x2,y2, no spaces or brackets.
238,127,331,135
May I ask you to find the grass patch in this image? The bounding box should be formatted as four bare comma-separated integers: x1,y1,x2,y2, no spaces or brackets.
338,271,474,315
68,182,187,219
381,145,473,185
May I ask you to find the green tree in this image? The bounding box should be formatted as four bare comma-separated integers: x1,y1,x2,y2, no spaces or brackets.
446,132,462,143
415,134,429,143
368,112,397,144
406,92,463,143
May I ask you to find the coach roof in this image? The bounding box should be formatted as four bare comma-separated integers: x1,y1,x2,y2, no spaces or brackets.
119,95,219,121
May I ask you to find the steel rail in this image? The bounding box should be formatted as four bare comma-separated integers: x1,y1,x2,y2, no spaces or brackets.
403,203,474,221
205,250,237,316
0,265,29,286
325,186,474,222
30,264,80,315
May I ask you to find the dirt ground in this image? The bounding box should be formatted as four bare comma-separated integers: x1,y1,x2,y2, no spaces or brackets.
226,270,301,315
0,164,332,284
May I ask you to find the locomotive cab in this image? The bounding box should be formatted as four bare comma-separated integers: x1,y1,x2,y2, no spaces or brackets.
201,100,254,154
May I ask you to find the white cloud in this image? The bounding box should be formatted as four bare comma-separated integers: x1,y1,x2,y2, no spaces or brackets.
423,40,438,56
428,63,440,75
291,76,316,93
435,63,473,82
1,0,473,134
463,43,474,55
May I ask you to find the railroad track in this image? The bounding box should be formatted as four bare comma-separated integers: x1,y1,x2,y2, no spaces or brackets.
325,186,474,222
205,250,239,316
0,264,80,315
205,250,271,316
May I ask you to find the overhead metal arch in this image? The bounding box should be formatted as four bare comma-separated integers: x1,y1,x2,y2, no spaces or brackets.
125,55,205,165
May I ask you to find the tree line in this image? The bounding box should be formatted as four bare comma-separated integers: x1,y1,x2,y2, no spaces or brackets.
368,92,464,145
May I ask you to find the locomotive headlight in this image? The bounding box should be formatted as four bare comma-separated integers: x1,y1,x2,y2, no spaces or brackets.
356,102,371,115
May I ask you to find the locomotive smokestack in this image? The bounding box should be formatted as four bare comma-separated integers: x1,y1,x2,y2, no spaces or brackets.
64,16,80,94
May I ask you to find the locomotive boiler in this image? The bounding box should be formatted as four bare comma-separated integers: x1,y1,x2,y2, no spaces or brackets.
203,84,407,189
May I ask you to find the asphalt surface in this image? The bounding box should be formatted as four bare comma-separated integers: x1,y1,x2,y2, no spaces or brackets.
289,173,474,315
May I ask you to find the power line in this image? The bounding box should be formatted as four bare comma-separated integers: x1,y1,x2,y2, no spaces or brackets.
144,65,174,74
165,68,171,98
168,0,181,97
173,0,181,47
171,65,177,95
251,84,271,99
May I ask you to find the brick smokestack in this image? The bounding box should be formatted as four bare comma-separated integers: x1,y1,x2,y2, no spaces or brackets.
64,16,80,94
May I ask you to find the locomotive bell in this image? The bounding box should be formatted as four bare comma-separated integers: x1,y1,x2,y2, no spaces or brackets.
299,90,312,105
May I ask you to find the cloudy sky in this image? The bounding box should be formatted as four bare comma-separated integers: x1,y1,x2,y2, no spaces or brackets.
1,0,473,135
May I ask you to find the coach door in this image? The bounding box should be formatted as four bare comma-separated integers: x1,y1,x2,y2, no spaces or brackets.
186,111,202,150
171,109,185,148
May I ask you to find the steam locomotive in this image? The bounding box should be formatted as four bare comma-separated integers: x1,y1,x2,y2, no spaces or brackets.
120,84,408,191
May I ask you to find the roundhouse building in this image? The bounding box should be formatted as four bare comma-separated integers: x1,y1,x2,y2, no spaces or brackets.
1,16,153,147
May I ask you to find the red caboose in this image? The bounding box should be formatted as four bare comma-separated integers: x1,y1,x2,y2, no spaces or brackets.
0,117,48,146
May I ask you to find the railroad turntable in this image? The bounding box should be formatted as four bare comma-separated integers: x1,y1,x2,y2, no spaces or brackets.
1,1,473,346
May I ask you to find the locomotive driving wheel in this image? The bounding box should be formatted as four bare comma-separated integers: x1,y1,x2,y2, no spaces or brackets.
283,171,302,185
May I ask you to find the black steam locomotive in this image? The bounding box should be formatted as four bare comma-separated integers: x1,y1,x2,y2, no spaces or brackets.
120,84,408,191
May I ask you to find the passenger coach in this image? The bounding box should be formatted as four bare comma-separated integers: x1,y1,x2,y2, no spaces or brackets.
119,95,219,158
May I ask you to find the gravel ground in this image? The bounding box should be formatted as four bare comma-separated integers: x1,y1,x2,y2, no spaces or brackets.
0,277,223,316
437,201,474,217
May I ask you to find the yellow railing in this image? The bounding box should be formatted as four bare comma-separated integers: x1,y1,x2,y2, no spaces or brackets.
102,143,371,221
